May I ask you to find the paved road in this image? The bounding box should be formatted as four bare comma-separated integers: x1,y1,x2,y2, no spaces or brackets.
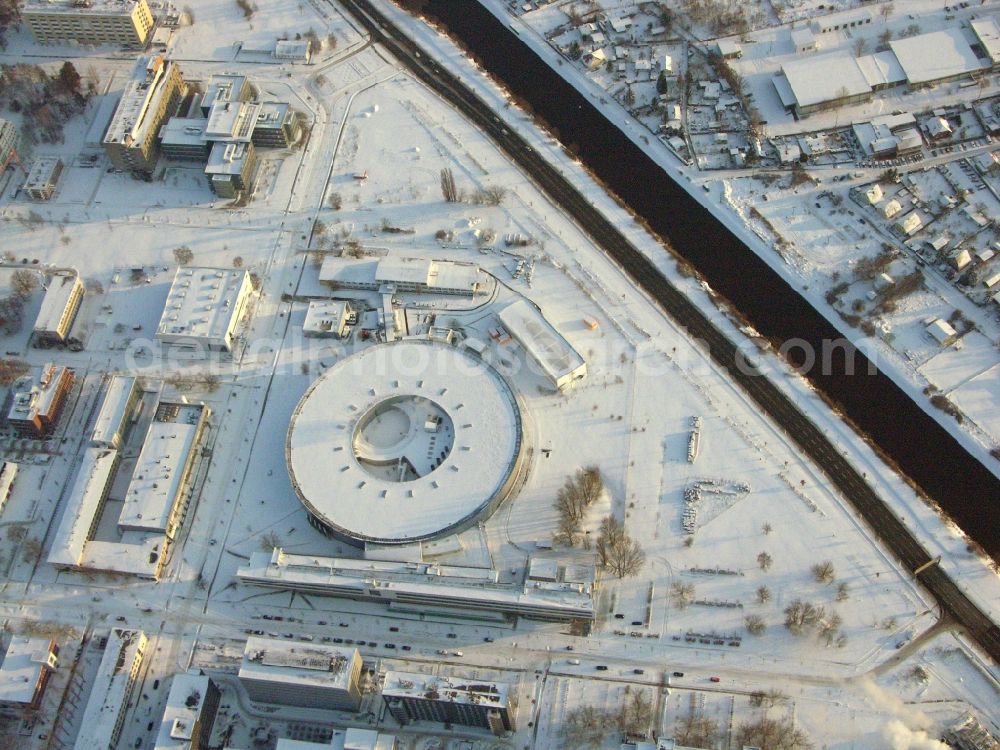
332,0,1000,666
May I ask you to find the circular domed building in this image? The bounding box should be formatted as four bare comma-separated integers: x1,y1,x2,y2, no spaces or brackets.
286,340,527,545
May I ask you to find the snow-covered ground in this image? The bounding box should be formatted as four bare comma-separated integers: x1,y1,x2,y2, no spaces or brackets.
0,0,997,747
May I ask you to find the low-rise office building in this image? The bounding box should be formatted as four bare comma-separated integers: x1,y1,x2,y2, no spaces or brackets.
7,364,75,437
32,273,84,345
0,118,20,172
0,637,58,710
239,637,363,711
303,300,354,338
252,102,301,148
154,673,220,750
156,267,254,353
319,257,486,296
205,140,258,198
382,671,516,736
0,461,17,515
91,375,140,448
21,0,154,48
73,629,147,750
22,156,63,200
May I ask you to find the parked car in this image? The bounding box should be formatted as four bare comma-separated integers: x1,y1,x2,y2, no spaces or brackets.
710,676,721,683
596,665,608,671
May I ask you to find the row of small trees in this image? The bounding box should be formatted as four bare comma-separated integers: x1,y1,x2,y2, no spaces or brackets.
440,168,506,205
562,689,653,747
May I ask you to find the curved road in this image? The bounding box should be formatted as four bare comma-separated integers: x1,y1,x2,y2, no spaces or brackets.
332,0,1000,666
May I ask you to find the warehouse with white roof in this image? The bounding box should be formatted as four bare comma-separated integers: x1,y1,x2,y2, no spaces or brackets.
498,298,587,390
319,256,488,296
156,267,254,353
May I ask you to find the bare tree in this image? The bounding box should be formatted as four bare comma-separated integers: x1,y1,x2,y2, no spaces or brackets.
259,530,282,551
736,715,811,749
756,585,771,604
0,359,28,385
812,560,835,584
596,515,645,578
562,705,610,748
818,612,843,646
674,706,720,748
553,466,604,546
10,269,37,298
232,256,244,268
745,614,766,635
784,599,825,635
670,581,695,610
173,245,194,265
757,551,773,571
617,689,653,736
836,582,849,601
761,521,772,535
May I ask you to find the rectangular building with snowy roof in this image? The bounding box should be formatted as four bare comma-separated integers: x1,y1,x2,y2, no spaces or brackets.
303,300,354,338
33,274,83,345
498,299,586,390
49,446,119,570
154,673,220,750
237,549,595,623
7,364,75,438
775,53,873,117
22,156,64,201
104,57,186,175
156,267,253,353
91,375,140,448
320,257,486,296
890,29,984,87
0,637,58,710
22,0,154,48
239,636,362,710
118,402,209,537
74,629,147,750
381,671,515,735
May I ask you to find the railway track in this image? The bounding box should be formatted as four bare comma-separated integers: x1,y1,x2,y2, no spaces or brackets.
333,0,1000,665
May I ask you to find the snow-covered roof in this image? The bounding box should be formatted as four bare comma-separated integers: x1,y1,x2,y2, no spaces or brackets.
375,257,484,294
927,318,957,344
238,550,595,620
49,447,119,568
118,403,206,533
74,629,146,750
972,17,1000,64
780,54,871,109
202,74,249,111
303,300,351,336
154,674,214,750
497,298,587,388
790,27,816,49
7,364,72,426
382,671,511,709
159,117,207,147
240,637,360,691
203,100,260,142
91,376,138,447
23,157,63,194
318,257,379,286
33,274,81,336
889,29,984,86
856,51,906,89
156,266,251,346
0,637,55,706
286,341,522,543
104,57,180,148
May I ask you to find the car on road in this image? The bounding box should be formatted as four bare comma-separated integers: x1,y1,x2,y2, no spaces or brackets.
596,665,608,671
385,643,396,649
633,669,644,675
333,637,343,643
446,633,457,639
672,672,684,677
710,676,721,683
484,637,495,642
567,658,580,665
389,626,399,632
401,645,411,651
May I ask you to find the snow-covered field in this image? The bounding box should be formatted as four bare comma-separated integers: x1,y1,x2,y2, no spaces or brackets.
0,0,997,747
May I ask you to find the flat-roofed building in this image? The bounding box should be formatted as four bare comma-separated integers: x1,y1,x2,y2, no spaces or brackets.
7,364,75,438
303,300,353,338
319,257,487,296
498,298,587,390
22,156,63,200
0,118,20,172
275,730,398,750
890,29,984,87
91,375,140,448
774,53,873,117
0,461,17,515
32,274,84,345
48,447,120,570
972,17,1000,68
118,402,209,539
200,74,254,116
237,550,595,623
156,267,254,353
73,629,146,750
154,673,220,750
203,100,260,143
204,140,258,198
381,671,516,736
21,0,154,48
274,39,312,63
239,637,363,711
252,102,301,148
103,57,186,175
159,117,210,162
0,637,58,710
